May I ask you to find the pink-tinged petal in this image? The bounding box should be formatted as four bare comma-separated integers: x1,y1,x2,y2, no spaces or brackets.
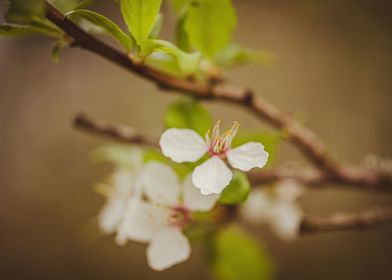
115,198,168,245
147,227,191,271
227,142,269,171
160,128,208,163
192,156,233,195
183,174,220,212
139,161,181,206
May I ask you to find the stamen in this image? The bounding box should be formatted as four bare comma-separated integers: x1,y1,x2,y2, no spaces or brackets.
208,120,240,155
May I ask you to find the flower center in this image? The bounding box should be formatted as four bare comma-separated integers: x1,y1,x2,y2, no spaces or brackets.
169,206,191,228
205,120,239,157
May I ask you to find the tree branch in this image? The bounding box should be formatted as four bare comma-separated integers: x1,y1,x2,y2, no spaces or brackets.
44,1,337,173
74,113,158,148
301,208,392,234
73,112,392,191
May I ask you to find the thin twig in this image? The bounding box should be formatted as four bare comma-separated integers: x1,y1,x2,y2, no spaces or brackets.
301,208,392,234
74,113,159,148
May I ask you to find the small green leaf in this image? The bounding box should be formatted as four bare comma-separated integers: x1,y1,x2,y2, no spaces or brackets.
0,23,59,37
52,37,69,63
232,132,282,166
170,0,189,14
48,0,95,13
65,9,133,52
120,0,162,44
219,171,250,205
6,0,44,24
140,39,200,74
215,44,276,68
184,0,236,57
149,13,162,39
91,145,142,168
145,52,183,77
211,226,274,280
165,98,212,135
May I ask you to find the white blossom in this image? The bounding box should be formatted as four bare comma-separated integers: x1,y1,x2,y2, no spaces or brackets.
97,149,143,234
241,180,304,241
116,161,220,271
159,121,269,195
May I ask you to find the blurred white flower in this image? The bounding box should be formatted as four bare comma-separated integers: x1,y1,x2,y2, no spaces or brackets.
241,180,305,241
116,161,220,271
97,149,144,234
159,121,269,195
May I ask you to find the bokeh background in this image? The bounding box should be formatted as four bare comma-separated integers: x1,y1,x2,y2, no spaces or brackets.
1,0,392,279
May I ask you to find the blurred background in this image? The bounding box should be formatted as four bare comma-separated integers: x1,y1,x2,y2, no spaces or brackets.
1,0,392,279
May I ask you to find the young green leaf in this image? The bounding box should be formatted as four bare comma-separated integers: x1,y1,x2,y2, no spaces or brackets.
52,37,70,63
184,0,236,58
140,39,201,74
65,10,133,52
120,0,162,44
211,226,274,280
219,171,250,205
164,98,212,135
145,52,183,77
0,23,60,37
91,145,142,168
215,44,276,68
5,0,44,24
48,0,95,13
149,13,162,39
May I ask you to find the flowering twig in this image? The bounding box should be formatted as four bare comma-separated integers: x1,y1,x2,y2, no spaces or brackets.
73,113,392,191
43,2,336,171
301,208,392,234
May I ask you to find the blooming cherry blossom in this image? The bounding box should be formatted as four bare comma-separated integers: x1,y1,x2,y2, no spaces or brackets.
97,149,144,234
160,121,269,195
241,180,305,241
116,161,220,271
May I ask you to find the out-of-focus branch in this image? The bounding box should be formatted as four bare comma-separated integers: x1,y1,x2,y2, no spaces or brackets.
44,2,337,173
300,208,392,234
73,113,392,191
74,113,158,148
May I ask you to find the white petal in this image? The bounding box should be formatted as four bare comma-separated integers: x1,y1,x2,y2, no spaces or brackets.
98,199,128,234
192,156,233,195
240,189,274,224
269,202,303,241
227,142,269,171
183,174,220,212
139,161,181,206
112,168,138,197
115,198,168,245
275,180,305,202
147,227,191,271
159,128,208,163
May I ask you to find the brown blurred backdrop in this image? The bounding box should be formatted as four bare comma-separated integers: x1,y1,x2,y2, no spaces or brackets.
0,0,392,279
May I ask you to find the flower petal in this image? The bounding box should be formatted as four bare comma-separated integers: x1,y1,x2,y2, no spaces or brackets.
269,202,303,241
139,161,181,206
98,198,128,234
275,180,305,202
227,142,269,171
183,174,220,211
147,227,191,271
115,198,168,245
192,156,233,195
159,128,208,163
240,189,274,224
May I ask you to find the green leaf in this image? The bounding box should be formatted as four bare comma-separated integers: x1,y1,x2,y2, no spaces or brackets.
91,145,142,168
184,0,236,57
165,98,212,135
120,0,162,44
145,52,183,77
0,23,59,37
215,44,276,68
211,226,274,280
219,171,250,205
140,39,201,74
232,132,282,166
48,0,95,13
5,0,44,24
170,0,189,14
52,37,70,63
65,9,133,52
149,13,162,39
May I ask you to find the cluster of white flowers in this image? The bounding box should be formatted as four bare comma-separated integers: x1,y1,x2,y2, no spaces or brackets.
95,121,280,270
241,180,304,241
